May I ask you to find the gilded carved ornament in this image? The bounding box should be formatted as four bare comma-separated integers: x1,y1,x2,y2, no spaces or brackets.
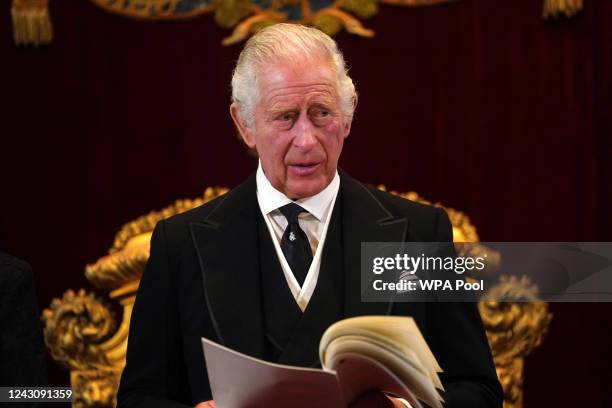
11,0,53,46
11,0,583,47
542,0,583,18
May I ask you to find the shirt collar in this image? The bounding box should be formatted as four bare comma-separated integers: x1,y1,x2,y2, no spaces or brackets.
256,161,340,221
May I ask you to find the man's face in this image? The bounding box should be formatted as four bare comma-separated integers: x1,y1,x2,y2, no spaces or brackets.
231,57,353,199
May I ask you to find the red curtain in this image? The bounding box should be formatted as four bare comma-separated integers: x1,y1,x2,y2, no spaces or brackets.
2,0,611,405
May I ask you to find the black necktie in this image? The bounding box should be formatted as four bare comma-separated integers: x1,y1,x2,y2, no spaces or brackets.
279,203,313,286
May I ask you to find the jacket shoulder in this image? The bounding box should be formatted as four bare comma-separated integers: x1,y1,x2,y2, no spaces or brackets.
151,191,229,250
361,184,451,242
164,191,229,228
0,252,34,289
162,172,255,232
362,183,439,216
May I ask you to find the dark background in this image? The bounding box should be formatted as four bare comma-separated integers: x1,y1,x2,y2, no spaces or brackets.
1,0,611,406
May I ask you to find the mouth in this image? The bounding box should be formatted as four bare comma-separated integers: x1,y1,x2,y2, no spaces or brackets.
287,162,322,177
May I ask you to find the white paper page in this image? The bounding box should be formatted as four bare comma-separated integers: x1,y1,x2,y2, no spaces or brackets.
202,338,346,408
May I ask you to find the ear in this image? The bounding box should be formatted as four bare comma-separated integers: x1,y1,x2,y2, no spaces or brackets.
342,93,358,138
230,103,256,148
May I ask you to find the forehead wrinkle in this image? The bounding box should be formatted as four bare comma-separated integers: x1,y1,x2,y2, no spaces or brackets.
265,85,337,111
266,83,335,100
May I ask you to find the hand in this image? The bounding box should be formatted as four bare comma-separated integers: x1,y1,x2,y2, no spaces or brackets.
349,391,399,408
195,400,215,408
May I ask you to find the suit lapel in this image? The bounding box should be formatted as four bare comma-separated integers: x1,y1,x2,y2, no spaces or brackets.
189,173,265,359
188,171,411,362
340,171,409,318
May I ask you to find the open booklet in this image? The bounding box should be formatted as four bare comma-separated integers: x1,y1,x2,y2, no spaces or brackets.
202,316,444,408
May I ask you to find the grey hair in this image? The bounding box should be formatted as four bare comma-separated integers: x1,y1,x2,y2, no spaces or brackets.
231,23,356,128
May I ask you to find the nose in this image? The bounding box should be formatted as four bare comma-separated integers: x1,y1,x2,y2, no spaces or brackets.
292,113,317,150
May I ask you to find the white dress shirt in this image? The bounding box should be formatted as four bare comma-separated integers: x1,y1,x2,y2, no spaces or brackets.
256,162,340,311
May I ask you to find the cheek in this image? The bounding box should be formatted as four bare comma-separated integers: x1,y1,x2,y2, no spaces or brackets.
321,122,345,156
263,131,293,166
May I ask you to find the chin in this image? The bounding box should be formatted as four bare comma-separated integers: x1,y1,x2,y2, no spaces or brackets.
287,182,327,199
286,180,327,200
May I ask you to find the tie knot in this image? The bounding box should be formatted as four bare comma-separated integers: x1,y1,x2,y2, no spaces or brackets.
279,203,307,224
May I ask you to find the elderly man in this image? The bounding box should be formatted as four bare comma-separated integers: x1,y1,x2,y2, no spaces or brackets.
117,24,502,408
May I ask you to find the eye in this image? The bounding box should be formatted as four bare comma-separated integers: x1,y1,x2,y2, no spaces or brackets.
313,107,330,116
311,107,332,122
276,112,296,123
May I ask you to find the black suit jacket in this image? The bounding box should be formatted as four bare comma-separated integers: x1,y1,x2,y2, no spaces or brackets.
117,171,503,408
0,252,48,388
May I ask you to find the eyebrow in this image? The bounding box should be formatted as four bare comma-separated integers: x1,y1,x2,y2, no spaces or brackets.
308,102,333,110
267,107,299,116
267,100,335,114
